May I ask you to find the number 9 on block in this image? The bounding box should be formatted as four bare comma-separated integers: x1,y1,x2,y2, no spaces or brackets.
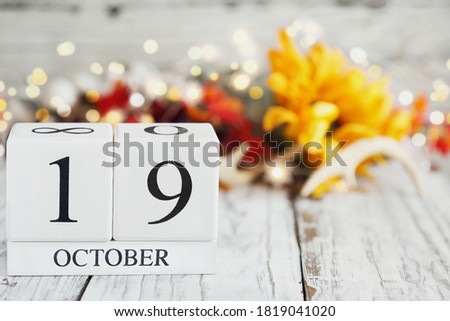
113,123,219,241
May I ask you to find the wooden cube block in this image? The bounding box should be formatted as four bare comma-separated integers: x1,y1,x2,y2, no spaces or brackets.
7,123,113,241
113,123,219,241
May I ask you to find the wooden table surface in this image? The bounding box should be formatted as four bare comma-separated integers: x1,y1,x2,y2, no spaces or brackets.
1,158,449,301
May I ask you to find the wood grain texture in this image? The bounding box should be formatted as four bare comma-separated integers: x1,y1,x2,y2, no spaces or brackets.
0,159,90,301
81,187,303,300
294,162,450,300
1,158,450,300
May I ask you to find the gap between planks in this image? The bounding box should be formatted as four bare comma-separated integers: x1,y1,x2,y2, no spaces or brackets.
79,187,304,300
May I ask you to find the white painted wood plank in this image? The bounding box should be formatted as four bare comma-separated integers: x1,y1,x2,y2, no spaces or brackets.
81,186,303,300
295,161,450,300
0,159,90,300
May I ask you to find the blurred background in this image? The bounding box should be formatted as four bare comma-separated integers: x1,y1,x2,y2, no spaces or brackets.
0,0,449,174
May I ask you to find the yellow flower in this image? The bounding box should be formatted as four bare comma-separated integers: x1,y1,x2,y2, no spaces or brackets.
264,30,412,166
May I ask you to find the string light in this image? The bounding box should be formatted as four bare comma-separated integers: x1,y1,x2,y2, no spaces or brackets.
57,104,72,117
300,35,317,48
230,62,239,70
202,44,218,62
86,109,100,122
108,61,125,75
209,72,219,81
430,79,449,102
411,133,426,147
50,96,64,108
35,108,50,122
292,20,303,30
85,90,100,103
0,80,4,92
187,46,202,60
0,98,6,112
129,93,145,107
367,65,382,79
143,39,159,54
243,60,258,74
349,47,368,65
429,110,444,125
26,75,34,85
232,73,251,91
184,83,202,104
167,86,181,101
3,111,12,121
105,110,123,124
31,68,48,86
232,29,249,45
398,90,414,106
267,166,290,186
447,58,450,71
286,19,305,38
7,87,16,97
57,41,75,56
286,25,298,37
186,87,201,102
447,113,450,125
190,65,202,77
25,84,41,98
146,79,167,97
90,62,104,75
140,114,155,123
0,120,7,132
249,86,264,100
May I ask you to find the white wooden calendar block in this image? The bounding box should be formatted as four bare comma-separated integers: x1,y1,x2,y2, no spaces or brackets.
113,123,219,241
7,241,216,275
7,123,113,241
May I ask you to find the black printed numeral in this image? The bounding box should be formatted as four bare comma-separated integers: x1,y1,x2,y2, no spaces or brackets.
147,161,192,224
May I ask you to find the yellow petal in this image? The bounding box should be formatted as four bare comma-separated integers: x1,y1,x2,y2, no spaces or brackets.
310,176,342,199
299,120,330,147
298,102,339,147
311,101,340,122
268,50,284,73
383,110,412,140
309,44,345,88
333,123,377,143
267,72,289,96
263,106,299,133
355,163,375,180
278,30,311,78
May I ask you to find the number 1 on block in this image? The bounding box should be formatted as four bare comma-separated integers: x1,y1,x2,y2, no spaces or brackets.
49,156,77,223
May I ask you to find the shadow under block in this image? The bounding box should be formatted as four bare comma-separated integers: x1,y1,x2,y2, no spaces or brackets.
7,241,216,275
